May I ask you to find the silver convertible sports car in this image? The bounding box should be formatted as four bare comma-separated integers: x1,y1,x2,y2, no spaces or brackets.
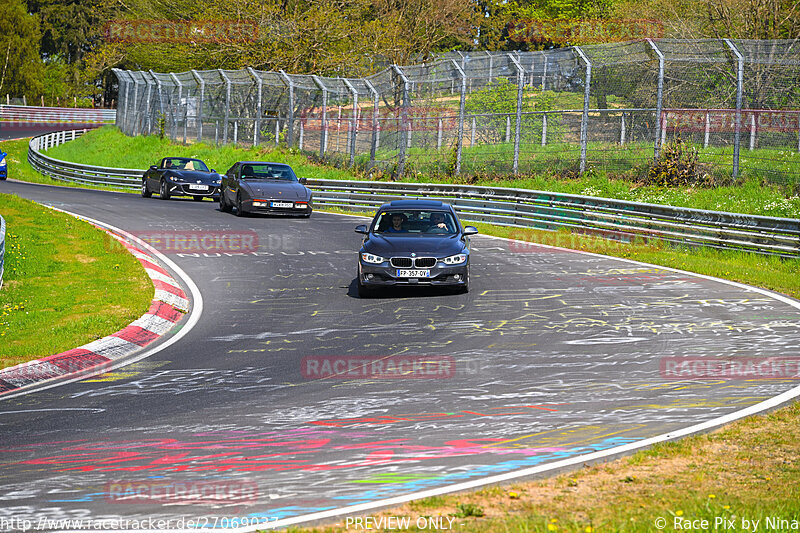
219,161,313,217
141,157,222,201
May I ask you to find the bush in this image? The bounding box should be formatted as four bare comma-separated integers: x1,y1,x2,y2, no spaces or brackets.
645,136,713,187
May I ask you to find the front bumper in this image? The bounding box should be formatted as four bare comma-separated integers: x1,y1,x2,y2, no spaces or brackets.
166,182,220,197
358,260,468,287
244,199,312,216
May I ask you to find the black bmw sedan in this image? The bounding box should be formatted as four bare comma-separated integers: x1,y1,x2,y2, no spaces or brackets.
220,161,313,217
141,157,221,201
355,200,478,297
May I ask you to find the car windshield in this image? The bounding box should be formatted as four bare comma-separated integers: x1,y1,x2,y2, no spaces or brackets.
240,164,297,181
373,210,458,235
162,158,209,172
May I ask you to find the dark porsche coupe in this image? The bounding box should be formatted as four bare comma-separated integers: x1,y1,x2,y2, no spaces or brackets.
142,157,221,201
355,200,478,297
219,161,312,217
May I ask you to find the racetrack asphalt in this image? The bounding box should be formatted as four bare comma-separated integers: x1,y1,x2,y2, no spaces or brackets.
2,179,800,530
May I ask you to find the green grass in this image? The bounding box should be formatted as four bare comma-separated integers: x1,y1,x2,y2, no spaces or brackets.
39,126,800,218
0,136,134,193
0,193,153,367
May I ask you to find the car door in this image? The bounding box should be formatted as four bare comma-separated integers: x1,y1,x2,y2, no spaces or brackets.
224,164,239,203
149,159,166,190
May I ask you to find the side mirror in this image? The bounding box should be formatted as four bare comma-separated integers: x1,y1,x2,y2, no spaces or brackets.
462,226,479,236
150,165,157,170
298,177,307,184
211,169,216,173
354,224,368,234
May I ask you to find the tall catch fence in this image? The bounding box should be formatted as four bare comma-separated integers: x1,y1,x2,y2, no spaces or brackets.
112,39,800,184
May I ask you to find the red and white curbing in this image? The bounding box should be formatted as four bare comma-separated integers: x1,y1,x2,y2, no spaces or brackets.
0,230,188,395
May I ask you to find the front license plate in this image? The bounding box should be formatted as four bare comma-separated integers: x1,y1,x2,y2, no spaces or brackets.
271,201,294,208
397,269,430,278
189,184,207,190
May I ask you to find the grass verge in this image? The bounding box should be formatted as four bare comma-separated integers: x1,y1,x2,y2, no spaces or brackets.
0,193,153,368
40,126,800,218
0,135,133,193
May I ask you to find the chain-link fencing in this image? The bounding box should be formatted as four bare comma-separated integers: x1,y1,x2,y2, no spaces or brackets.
113,39,800,184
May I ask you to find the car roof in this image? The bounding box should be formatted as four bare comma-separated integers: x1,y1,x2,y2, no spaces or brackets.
381,200,447,209
237,161,292,167
163,157,204,162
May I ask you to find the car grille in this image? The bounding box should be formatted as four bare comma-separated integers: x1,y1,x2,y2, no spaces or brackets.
415,257,437,268
391,257,413,268
390,257,437,268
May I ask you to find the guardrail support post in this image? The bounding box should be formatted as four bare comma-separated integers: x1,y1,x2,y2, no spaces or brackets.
169,73,182,142
392,65,411,177
574,47,592,175
647,39,665,159
190,70,205,142
363,79,380,168
725,39,744,179
342,78,359,167
508,53,525,175
312,76,328,158
218,69,232,145
450,60,467,176
247,67,263,146
279,70,295,148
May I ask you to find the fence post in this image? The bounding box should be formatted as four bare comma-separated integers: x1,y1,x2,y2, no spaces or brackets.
279,70,295,148
342,78,359,167
647,39,665,159
724,39,743,179
363,79,380,168
485,51,493,83
218,69,231,144
704,111,710,148
620,113,626,145
130,73,139,135
169,73,182,141
542,52,548,91
450,60,466,175
149,70,165,136
574,47,592,175
542,113,547,146
750,113,756,150
392,65,411,177
508,53,525,175
247,67,263,146
191,70,205,142
143,72,153,135
312,76,328,158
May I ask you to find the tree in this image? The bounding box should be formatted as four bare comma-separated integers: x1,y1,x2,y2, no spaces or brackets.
0,0,43,100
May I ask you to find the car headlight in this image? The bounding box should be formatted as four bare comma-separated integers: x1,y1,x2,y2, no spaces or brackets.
361,253,386,264
0,157,5,166
442,253,467,265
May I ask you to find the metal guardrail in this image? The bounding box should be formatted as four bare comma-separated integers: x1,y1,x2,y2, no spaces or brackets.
26,131,800,257
0,105,116,123
28,131,142,190
0,215,6,289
